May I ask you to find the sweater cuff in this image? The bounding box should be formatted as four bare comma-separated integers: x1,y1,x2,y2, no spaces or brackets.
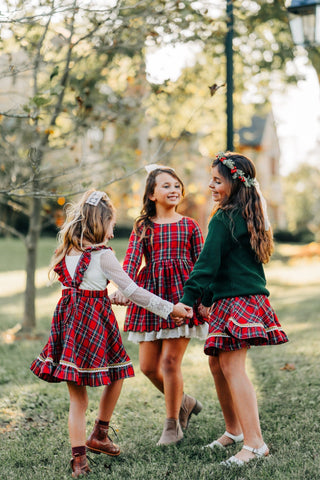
179,294,194,307
201,289,213,308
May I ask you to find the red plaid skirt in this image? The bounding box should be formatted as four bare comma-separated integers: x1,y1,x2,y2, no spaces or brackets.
204,295,288,356
30,288,134,386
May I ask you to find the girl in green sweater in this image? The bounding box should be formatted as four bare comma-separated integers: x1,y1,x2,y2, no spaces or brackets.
176,152,288,466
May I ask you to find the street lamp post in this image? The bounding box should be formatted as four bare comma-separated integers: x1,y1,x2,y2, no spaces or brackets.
226,0,234,151
287,0,320,46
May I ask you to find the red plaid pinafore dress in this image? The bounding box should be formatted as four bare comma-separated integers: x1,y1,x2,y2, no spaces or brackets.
30,246,134,386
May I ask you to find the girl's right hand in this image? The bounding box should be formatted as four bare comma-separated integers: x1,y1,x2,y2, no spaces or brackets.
198,303,210,318
171,302,193,325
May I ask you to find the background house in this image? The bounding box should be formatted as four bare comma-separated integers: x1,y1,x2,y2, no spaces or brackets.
237,112,287,230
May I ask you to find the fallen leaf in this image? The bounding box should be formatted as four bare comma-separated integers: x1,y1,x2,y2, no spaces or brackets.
280,363,296,371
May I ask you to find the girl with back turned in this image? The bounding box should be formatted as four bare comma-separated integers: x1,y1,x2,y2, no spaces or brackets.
30,189,191,477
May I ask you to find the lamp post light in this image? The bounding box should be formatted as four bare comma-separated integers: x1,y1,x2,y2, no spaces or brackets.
287,0,320,46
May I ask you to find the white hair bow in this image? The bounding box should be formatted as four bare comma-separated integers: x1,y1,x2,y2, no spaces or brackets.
85,191,107,206
144,164,175,174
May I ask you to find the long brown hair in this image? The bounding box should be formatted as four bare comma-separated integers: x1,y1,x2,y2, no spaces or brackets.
211,152,273,263
49,189,115,279
134,168,185,240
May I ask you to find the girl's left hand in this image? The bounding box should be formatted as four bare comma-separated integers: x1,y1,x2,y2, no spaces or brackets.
171,302,193,325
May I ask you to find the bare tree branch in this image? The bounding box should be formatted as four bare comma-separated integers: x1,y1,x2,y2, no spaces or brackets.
33,0,55,96
49,0,77,129
0,111,38,119
0,220,26,241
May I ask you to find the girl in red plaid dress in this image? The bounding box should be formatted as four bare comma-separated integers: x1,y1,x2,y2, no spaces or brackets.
177,153,288,466
30,189,191,478
111,166,208,446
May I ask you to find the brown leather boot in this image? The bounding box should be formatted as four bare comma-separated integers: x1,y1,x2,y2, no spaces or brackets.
86,420,120,456
70,453,90,478
179,393,203,429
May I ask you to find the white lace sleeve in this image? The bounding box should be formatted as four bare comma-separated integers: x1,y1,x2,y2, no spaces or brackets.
100,250,173,319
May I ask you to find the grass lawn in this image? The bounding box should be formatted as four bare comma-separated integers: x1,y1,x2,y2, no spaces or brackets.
0,238,320,480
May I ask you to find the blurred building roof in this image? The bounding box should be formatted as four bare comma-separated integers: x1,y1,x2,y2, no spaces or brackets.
238,115,267,147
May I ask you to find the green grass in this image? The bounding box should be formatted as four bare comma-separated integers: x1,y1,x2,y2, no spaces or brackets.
0,238,320,479
0,236,130,273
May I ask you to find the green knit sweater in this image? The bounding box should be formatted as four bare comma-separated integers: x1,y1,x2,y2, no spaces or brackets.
180,209,269,307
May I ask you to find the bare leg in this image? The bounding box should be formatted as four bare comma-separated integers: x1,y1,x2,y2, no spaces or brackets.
67,382,88,447
208,355,242,445
97,379,124,422
139,340,164,393
219,349,268,461
161,337,190,419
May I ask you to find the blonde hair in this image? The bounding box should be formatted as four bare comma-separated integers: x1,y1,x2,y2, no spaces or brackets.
49,189,115,279
211,153,273,264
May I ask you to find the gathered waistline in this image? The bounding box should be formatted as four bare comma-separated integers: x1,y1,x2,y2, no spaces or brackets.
61,288,108,298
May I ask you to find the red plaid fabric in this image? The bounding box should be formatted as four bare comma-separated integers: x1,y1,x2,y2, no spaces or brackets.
123,217,207,332
204,295,288,356
30,246,134,386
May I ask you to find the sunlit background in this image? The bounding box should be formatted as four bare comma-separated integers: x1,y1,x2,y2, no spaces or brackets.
1,0,320,332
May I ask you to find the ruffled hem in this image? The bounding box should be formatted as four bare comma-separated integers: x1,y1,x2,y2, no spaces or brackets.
204,294,288,356
204,327,288,356
30,357,135,387
127,323,208,343
226,315,285,341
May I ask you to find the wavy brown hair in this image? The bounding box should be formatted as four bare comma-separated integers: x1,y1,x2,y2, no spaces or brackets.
49,189,115,279
211,152,273,263
134,168,185,240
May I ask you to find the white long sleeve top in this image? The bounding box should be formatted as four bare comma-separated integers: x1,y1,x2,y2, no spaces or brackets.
63,249,173,320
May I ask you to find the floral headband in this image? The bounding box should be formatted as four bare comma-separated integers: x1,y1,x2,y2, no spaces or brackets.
216,152,257,188
215,152,270,230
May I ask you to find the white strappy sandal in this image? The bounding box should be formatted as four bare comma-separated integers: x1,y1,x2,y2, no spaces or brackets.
221,442,269,466
204,431,244,449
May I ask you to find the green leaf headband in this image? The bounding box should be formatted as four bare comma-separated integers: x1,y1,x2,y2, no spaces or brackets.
216,152,270,230
216,152,257,188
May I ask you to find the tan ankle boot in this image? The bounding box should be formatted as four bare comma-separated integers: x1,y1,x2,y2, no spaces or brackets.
86,420,120,456
179,393,203,429
70,453,90,478
157,418,183,446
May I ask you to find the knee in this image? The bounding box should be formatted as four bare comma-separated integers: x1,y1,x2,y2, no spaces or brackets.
140,361,158,379
208,355,222,377
218,357,234,380
79,394,89,412
161,354,178,374
74,391,89,412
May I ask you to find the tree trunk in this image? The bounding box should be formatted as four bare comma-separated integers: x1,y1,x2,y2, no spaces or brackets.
22,195,42,332
308,48,320,83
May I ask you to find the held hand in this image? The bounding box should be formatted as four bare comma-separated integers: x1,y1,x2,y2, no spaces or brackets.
116,291,131,305
110,290,131,306
109,291,117,304
171,302,193,326
198,303,210,318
